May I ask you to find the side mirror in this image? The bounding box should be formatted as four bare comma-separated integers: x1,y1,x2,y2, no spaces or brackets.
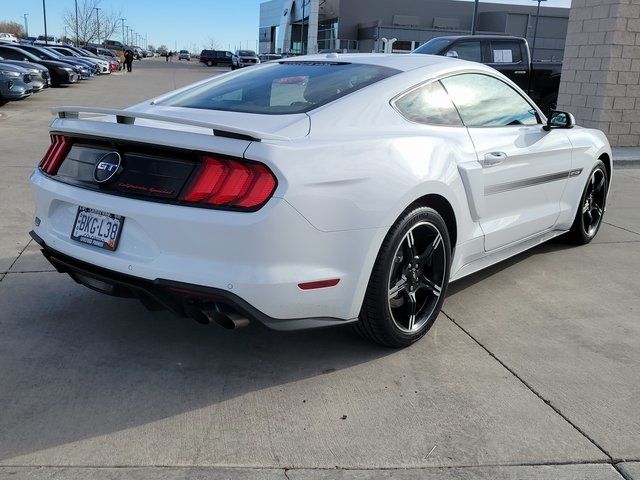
544,111,575,131
445,50,458,58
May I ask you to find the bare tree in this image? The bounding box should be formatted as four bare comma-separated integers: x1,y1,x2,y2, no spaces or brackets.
62,0,122,45
202,36,219,50
156,44,168,55
0,21,25,38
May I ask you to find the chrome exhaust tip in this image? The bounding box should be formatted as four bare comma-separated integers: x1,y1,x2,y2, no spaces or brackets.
185,305,250,329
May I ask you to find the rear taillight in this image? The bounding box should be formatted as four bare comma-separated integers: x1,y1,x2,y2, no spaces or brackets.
180,155,277,210
39,135,72,175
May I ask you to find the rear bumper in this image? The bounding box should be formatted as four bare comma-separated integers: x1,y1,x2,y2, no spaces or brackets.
30,170,382,326
31,231,353,330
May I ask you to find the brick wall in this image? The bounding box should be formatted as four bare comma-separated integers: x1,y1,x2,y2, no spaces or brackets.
557,0,640,147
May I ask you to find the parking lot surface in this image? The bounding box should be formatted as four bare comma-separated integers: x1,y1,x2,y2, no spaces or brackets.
0,59,638,480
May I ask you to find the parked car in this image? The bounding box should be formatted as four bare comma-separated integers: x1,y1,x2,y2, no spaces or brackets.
0,57,49,91
29,54,612,347
231,50,260,69
413,35,562,114
0,33,19,43
15,44,93,78
35,35,62,45
0,63,32,102
84,45,122,71
178,50,191,61
48,45,110,74
0,45,79,87
200,50,233,67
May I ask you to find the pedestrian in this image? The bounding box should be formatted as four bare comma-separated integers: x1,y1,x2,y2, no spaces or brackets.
124,49,134,72
165,51,169,62
168,51,173,62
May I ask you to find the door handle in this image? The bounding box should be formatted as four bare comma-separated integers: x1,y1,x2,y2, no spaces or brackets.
514,70,527,75
481,152,507,167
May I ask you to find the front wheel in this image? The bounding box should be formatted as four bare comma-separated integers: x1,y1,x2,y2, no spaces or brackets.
355,206,451,348
568,160,608,244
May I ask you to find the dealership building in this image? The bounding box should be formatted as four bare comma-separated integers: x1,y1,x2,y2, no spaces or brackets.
259,0,570,60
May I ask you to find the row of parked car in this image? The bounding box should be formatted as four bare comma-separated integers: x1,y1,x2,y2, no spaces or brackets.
198,49,284,69
0,39,122,104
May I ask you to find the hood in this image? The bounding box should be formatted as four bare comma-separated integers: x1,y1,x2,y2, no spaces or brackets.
0,62,28,74
0,59,47,73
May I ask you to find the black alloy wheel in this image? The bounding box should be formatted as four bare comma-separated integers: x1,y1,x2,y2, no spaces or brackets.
356,206,451,347
568,160,608,244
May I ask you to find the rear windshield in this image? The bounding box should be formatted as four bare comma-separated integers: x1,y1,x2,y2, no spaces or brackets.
158,61,400,114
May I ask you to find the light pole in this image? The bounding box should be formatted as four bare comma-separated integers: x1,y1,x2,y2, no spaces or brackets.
23,13,28,37
471,0,479,35
94,7,101,44
301,0,306,54
75,0,78,45
120,18,126,46
530,0,547,63
527,0,547,94
42,0,48,44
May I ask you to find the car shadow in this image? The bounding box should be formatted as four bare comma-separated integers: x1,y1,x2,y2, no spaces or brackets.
447,236,575,297
0,274,393,462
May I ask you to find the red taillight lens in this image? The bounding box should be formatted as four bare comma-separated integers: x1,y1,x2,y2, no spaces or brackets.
39,135,72,175
181,155,277,210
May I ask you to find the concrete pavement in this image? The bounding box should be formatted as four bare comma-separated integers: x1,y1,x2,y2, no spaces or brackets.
0,58,638,479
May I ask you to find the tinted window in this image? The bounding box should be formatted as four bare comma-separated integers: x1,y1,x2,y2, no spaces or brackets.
394,81,462,126
446,41,481,62
238,50,256,56
441,73,539,127
0,47,25,60
490,41,523,63
159,62,400,114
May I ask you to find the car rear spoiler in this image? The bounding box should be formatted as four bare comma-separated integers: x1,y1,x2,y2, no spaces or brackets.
51,106,289,142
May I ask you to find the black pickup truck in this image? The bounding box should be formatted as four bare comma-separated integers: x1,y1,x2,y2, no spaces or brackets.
413,35,561,114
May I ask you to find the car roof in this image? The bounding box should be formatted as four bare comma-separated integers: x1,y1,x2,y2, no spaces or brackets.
280,53,455,72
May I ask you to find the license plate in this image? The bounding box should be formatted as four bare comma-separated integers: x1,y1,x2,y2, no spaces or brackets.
71,207,124,251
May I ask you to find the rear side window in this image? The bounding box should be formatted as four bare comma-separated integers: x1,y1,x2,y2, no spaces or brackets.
394,81,462,126
159,62,400,114
490,41,523,63
441,73,539,127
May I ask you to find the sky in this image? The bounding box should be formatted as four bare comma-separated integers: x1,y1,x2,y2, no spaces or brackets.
3,0,571,53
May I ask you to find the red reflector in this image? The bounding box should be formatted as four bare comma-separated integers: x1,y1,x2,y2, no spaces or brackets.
180,155,277,210
298,279,340,290
39,135,72,175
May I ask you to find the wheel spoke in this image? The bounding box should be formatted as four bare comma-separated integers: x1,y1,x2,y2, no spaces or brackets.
389,277,407,299
582,202,590,214
420,275,442,297
404,230,418,261
405,291,417,330
594,206,603,217
418,233,442,265
595,175,605,193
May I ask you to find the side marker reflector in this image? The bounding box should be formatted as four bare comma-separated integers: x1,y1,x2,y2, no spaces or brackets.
298,279,340,290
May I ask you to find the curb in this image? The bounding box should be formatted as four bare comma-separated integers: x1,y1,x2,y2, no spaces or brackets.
613,148,640,167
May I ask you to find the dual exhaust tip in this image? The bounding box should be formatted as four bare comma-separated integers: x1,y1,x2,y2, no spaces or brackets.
184,304,250,330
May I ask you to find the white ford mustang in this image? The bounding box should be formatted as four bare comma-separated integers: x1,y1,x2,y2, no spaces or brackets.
30,53,611,347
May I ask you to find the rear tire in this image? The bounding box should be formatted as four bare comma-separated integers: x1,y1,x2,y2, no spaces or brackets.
567,160,608,245
355,206,451,348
